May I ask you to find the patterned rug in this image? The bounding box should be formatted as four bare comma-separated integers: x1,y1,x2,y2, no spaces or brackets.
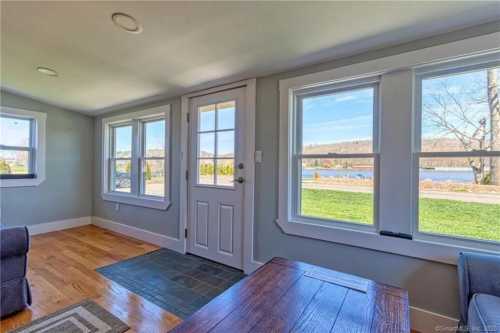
9,300,128,333
96,248,245,318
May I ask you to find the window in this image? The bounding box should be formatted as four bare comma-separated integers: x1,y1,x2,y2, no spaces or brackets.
416,60,500,244
294,81,378,227
196,101,235,187
142,119,166,197
278,33,500,264
102,105,170,209
0,107,46,187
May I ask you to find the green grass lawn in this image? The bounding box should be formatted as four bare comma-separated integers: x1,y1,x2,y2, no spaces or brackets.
301,188,500,242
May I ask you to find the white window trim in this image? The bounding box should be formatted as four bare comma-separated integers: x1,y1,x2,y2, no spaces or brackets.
101,105,170,210
0,107,46,188
278,32,500,265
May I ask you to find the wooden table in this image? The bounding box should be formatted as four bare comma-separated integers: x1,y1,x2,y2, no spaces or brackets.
170,257,410,333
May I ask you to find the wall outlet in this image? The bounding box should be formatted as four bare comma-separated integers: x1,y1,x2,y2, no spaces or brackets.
115,203,120,211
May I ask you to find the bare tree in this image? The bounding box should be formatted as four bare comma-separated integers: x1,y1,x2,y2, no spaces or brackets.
488,69,500,185
423,72,496,185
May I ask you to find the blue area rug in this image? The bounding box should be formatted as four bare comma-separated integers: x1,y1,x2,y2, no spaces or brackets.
96,248,245,319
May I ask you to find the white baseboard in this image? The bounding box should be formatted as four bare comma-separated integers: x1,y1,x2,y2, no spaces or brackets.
411,306,458,333
27,216,92,235
92,216,184,253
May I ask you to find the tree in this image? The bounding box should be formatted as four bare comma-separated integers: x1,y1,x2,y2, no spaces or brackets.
488,69,500,184
0,160,11,174
145,162,152,181
423,68,500,185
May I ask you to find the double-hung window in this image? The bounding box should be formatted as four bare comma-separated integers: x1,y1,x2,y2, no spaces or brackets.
0,107,46,187
415,56,500,244
279,32,500,263
102,105,170,209
288,77,379,229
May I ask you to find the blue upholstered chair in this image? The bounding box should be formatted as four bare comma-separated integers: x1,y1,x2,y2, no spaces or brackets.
0,225,32,318
458,252,500,333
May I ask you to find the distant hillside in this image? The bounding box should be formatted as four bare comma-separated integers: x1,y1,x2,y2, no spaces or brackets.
303,138,484,169
303,138,464,154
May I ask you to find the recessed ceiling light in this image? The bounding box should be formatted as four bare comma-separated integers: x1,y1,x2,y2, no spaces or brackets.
111,12,142,34
36,66,58,77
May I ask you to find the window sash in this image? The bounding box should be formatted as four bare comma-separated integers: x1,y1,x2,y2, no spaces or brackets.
413,56,500,245
107,117,167,198
414,58,500,154
293,155,378,228
0,116,36,177
290,79,379,228
140,157,165,197
294,82,379,156
111,123,133,159
139,118,166,196
109,157,132,193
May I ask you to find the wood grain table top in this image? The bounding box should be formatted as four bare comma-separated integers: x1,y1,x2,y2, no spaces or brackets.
170,257,410,333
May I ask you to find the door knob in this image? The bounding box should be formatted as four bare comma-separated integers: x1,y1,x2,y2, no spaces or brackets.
234,177,245,184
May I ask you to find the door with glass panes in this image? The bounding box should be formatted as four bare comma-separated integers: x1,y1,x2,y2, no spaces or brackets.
187,87,246,269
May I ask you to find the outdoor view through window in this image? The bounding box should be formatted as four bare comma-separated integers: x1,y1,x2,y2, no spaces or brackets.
419,66,500,243
0,116,32,176
299,86,375,225
110,118,166,197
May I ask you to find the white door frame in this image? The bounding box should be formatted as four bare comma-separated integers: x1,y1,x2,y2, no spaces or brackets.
180,79,260,274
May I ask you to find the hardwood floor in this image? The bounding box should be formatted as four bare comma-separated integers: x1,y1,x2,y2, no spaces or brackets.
172,257,410,333
0,225,182,333
1,225,421,333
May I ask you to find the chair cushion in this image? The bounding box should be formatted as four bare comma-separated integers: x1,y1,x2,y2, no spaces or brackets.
468,293,500,333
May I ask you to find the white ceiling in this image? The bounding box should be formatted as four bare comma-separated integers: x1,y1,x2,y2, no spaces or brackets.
1,1,499,115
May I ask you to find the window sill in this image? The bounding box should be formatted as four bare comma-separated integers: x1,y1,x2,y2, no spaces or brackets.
275,218,500,265
102,192,171,210
0,177,45,188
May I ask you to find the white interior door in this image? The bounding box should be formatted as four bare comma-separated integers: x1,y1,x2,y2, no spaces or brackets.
187,87,246,269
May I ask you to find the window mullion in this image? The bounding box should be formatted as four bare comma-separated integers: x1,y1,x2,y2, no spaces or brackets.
131,120,141,195
378,70,413,236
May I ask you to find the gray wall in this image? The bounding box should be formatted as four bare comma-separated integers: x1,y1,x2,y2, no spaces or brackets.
252,21,500,319
91,22,500,319
93,98,181,238
0,91,94,226
1,21,495,318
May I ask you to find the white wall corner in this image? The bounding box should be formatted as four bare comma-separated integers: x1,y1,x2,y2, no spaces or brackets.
91,216,185,254
27,216,92,235
410,306,458,333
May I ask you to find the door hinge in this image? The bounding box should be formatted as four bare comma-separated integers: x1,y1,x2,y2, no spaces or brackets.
185,170,189,181
186,113,190,123
184,228,188,239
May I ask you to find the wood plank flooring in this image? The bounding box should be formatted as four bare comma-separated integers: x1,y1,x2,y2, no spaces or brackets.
171,257,410,333
0,225,182,333
1,225,420,333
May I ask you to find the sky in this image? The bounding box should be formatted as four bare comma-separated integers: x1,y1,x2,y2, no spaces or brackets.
421,68,494,143
0,116,31,147
301,67,497,149
302,87,374,147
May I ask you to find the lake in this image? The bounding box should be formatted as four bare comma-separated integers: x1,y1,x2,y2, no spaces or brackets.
302,168,474,183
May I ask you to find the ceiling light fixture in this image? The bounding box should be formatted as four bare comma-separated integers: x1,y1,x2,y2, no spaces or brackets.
111,12,142,34
36,66,58,77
